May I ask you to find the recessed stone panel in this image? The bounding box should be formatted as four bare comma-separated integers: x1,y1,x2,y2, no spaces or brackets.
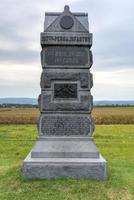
41,46,92,67
54,83,77,99
40,69,93,90
39,114,94,136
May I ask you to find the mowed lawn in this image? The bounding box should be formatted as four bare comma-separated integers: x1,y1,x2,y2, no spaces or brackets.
0,125,134,200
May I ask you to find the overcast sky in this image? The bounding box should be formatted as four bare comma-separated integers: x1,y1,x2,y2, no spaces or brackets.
0,0,134,100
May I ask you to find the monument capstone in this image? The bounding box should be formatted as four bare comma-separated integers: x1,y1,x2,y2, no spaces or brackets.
22,5,107,180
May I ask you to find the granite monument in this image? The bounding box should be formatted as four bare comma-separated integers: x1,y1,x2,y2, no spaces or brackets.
22,5,107,179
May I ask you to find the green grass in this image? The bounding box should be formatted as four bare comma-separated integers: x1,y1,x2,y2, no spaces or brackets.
0,125,134,200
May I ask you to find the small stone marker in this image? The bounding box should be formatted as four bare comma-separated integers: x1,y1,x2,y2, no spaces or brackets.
22,6,107,179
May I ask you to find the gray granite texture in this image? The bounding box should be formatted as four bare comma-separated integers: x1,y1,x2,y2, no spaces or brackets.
22,153,107,180
38,114,95,136
40,69,93,90
44,6,89,31
45,6,88,33
41,47,93,68
31,138,99,158
22,5,108,180
38,91,93,112
40,32,92,47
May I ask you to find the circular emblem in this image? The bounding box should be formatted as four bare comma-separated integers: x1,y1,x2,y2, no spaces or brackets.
60,16,74,29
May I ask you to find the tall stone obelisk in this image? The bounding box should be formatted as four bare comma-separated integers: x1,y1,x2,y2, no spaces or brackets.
22,6,107,180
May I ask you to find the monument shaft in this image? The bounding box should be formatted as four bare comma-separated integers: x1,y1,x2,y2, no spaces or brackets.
22,6,107,179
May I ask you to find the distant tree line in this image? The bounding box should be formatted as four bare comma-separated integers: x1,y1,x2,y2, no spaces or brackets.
0,104,38,108
0,104,134,108
94,104,134,107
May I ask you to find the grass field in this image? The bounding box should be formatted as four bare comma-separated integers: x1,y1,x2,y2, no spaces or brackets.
0,124,134,200
0,106,134,124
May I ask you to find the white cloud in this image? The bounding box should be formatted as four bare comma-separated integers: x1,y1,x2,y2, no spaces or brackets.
92,69,134,100
0,0,134,99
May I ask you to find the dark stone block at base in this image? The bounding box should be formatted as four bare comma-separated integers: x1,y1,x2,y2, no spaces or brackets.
22,153,107,180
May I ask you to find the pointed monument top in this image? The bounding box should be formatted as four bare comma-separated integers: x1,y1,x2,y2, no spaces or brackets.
44,5,89,31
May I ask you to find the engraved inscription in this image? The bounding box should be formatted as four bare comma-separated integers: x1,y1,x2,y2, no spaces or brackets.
45,46,88,65
40,32,93,46
42,35,91,43
54,83,77,99
40,115,93,136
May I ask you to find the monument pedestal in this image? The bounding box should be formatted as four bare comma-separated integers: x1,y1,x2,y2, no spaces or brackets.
22,5,108,180
22,137,107,180
23,137,107,180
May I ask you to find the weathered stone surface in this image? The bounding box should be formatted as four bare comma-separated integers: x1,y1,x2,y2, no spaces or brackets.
22,5,108,180
31,139,99,158
45,6,88,33
41,47,93,67
41,32,92,47
38,114,94,136
60,15,74,29
44,9,89,31
22,153,107,180
40,69,93,90
39,91,93,112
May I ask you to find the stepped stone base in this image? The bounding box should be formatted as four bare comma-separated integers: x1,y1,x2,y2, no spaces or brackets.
22,153,107,180
22,137,107,180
